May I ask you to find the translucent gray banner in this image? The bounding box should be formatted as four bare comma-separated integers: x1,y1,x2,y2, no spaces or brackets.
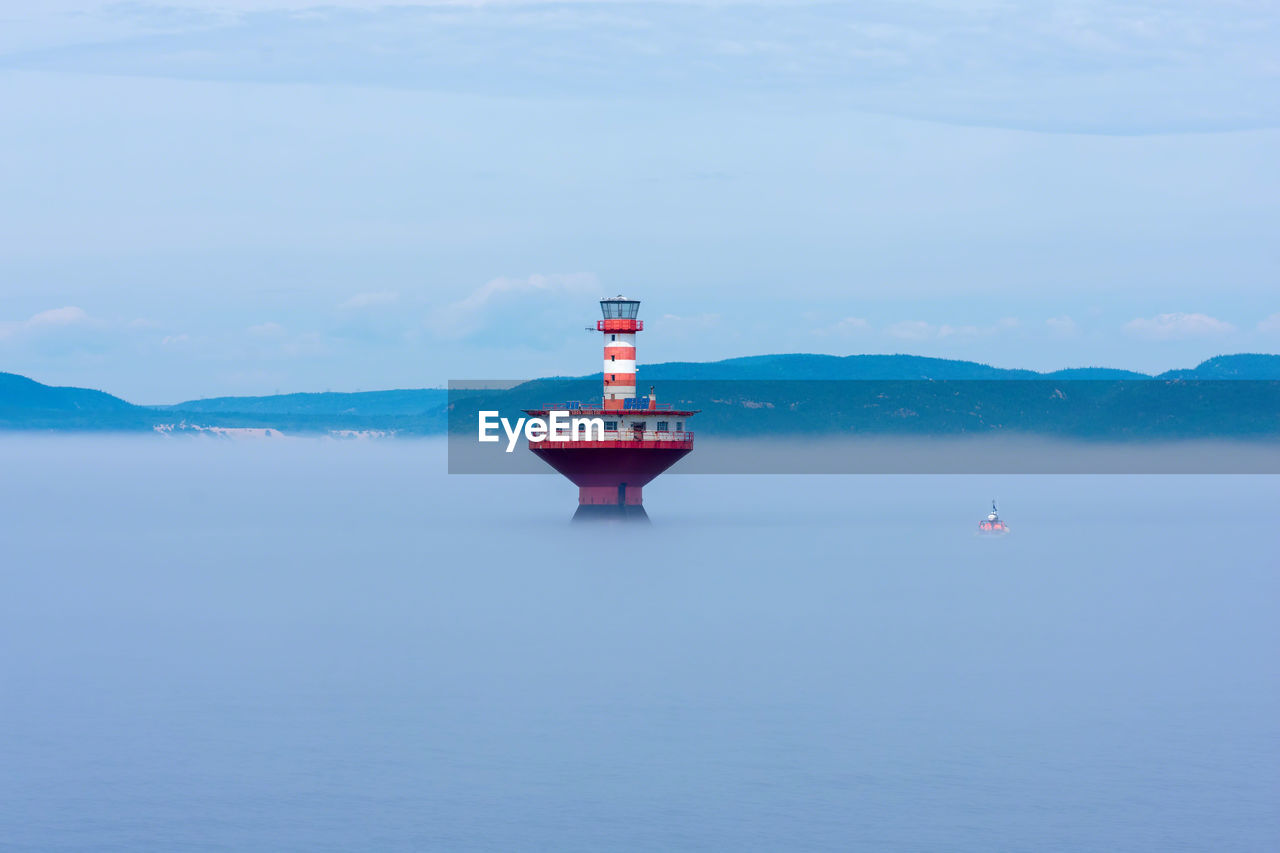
447,379,1280,474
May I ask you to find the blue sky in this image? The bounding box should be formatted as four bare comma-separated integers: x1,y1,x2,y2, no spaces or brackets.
0,0,1277,402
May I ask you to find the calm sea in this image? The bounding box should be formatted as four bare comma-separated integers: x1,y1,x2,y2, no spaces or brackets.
2,437,1277,851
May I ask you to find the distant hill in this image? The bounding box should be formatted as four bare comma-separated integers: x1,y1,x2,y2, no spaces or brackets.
1043,367,1152,380
0,372,136,412
572,353,1280,382
158,388,448,435
575,354,1044,381
460,353,1280,440
0,372,156,430
2,354,1278,434
1156,354,1280,381
0,373,449,433
451,375,1280,440
167,389,447,417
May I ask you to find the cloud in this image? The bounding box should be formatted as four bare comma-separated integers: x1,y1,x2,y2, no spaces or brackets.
0,306,92,340
1045,315,1078,338
662,312,720,324
655,312,723,341
1124,312,1235,340
813,316,871,337
1257,313,1280,334
26,306,90,328
885,318,1018,341
11,0,1274,134
884,320,935,341
242,322,329,357
247,321,287,337
428,272,598,339
340,291,400,310
277,331,328,358
938,317,1019,339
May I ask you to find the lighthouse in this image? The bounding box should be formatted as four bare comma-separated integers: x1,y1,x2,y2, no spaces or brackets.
600,295,638,410
525,296,696,522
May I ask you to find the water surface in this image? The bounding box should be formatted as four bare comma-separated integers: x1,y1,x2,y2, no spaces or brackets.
1,437,1277,851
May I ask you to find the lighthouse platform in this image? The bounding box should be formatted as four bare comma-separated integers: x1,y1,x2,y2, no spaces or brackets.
525,404,696,521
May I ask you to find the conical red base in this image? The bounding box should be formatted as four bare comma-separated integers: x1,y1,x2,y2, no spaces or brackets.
531,445,690,514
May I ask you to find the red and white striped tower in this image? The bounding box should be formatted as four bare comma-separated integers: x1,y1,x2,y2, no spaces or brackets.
600,295,639,410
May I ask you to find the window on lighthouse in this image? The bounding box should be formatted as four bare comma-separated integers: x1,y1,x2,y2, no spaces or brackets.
610,355,615,361
656,421,669,432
